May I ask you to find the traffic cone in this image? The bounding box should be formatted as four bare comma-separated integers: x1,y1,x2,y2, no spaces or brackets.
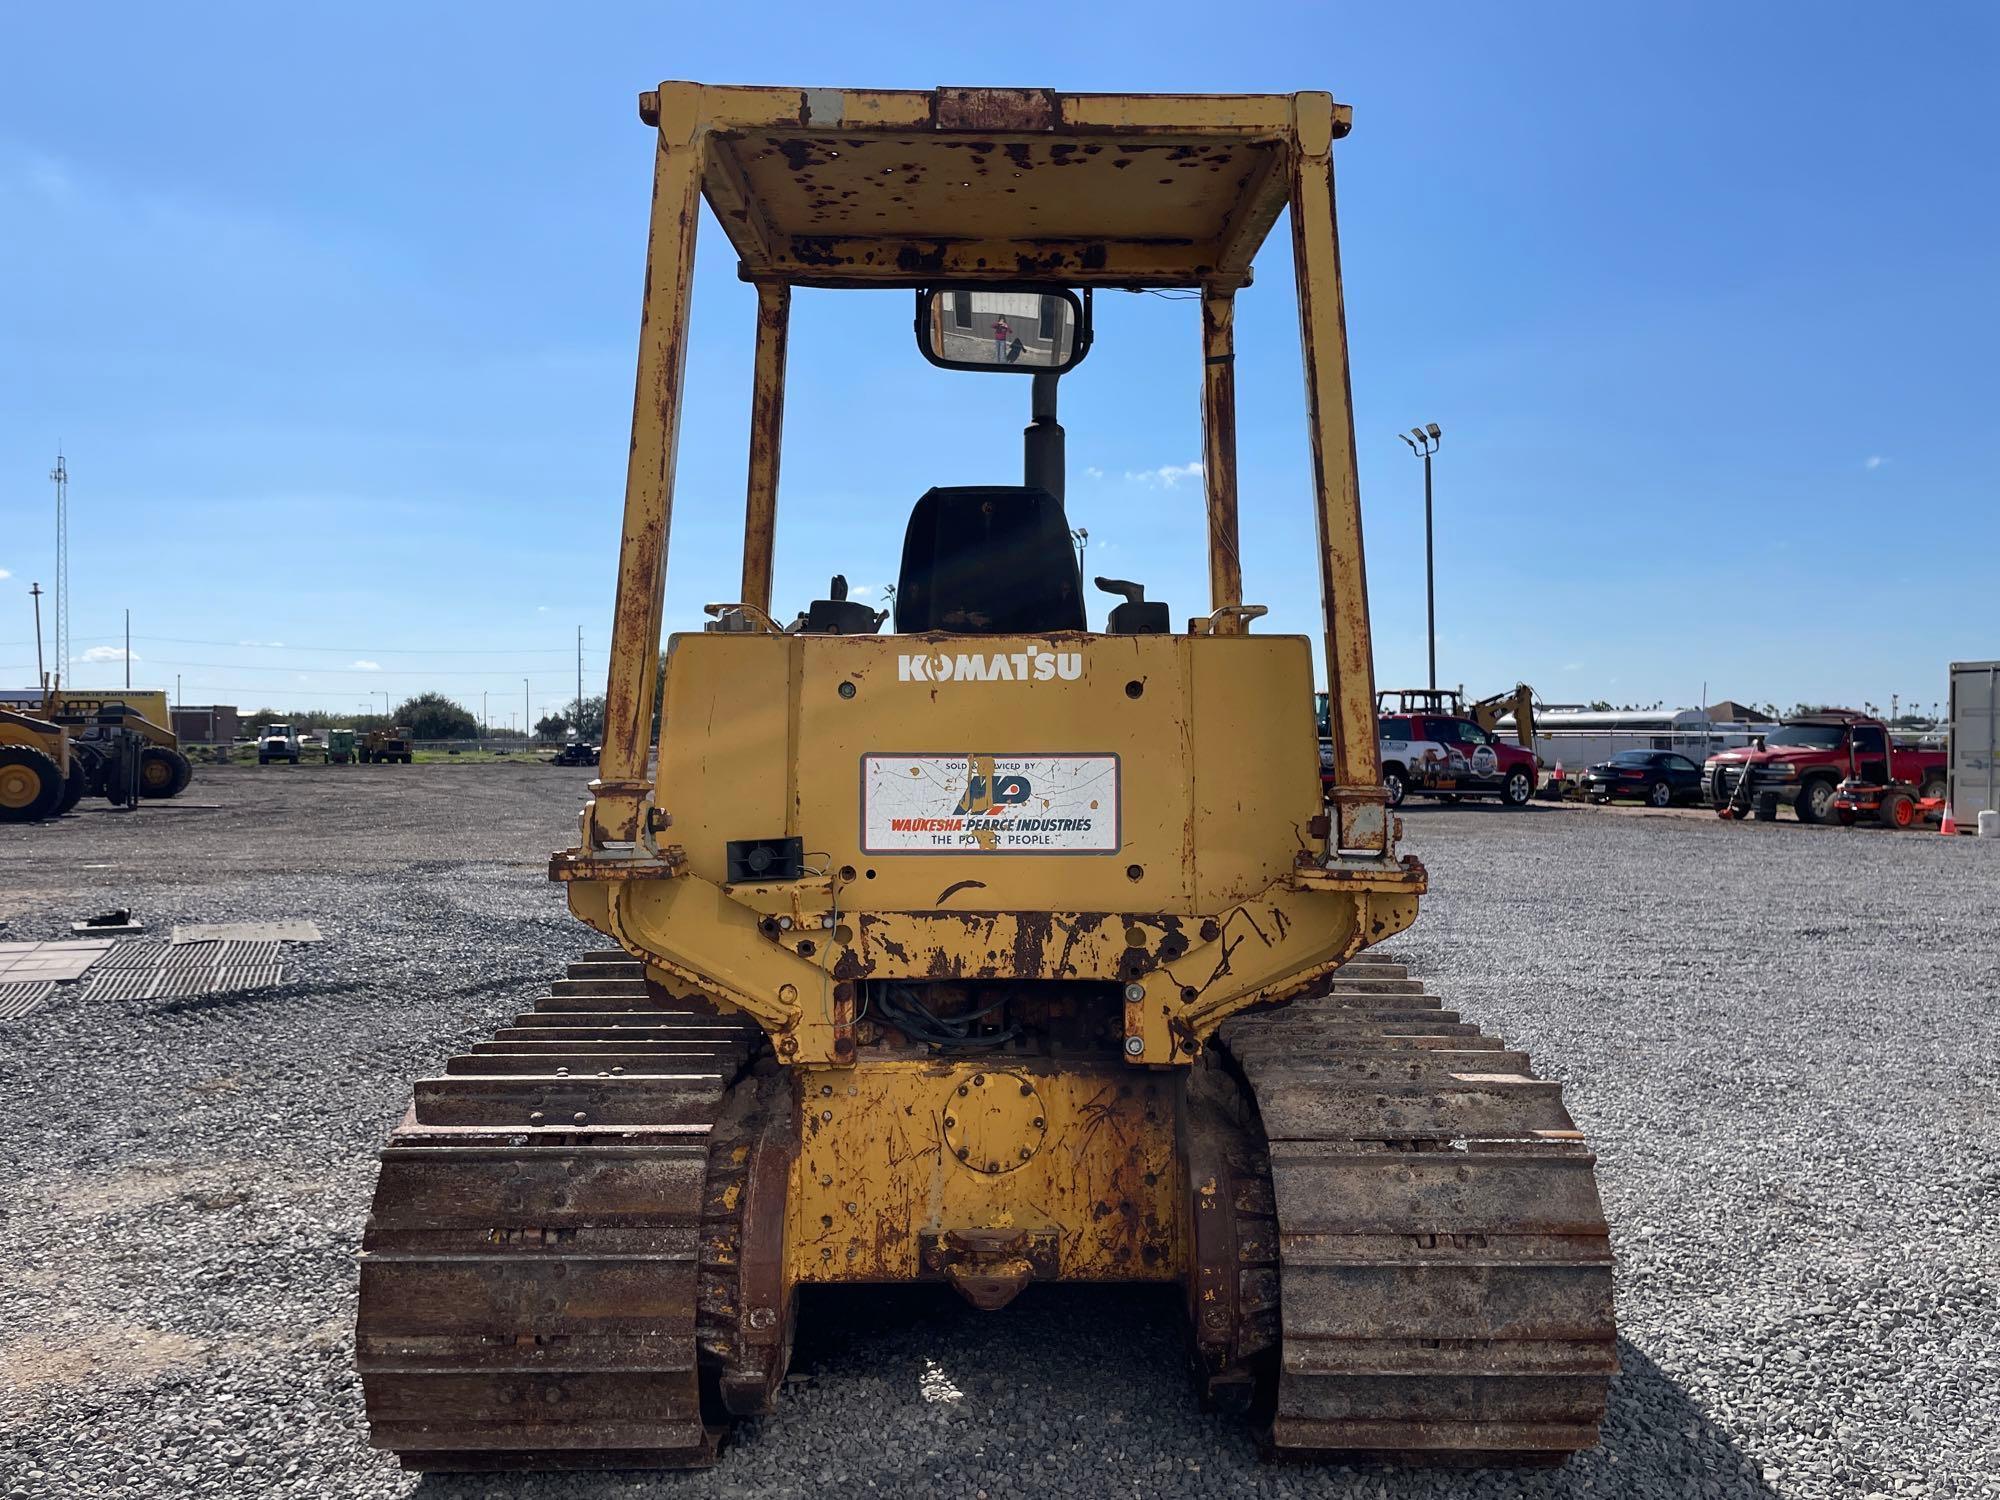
1939,794,1958,836
1553,760,1565,783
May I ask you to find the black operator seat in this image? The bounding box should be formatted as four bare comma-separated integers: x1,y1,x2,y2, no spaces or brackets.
894,485,1086,634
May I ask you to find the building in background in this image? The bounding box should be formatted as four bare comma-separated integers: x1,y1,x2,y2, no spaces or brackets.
170,705,240,745
1702,700,1773,724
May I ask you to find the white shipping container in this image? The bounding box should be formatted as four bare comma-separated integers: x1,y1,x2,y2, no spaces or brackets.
1949,661,1998,828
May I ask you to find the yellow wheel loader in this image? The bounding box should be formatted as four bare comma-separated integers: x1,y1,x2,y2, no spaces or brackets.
358,82,1614,1470
357,725,413,764
33,688,193,800
0,708,78,822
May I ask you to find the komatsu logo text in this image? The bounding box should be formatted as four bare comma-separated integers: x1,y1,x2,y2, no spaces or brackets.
897,651,1082,683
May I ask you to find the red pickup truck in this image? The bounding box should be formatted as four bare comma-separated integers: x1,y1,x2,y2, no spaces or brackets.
1703,711,1946,824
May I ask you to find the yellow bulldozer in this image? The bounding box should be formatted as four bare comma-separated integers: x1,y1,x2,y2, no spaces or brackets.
358,82,1613,1470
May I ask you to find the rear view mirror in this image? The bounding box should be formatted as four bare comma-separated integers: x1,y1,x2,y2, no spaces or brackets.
916,286,1090,374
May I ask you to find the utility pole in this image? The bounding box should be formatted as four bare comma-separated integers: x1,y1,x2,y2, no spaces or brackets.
523,678,529,741
576,626,584,740
482,690,489,741
124,608,131,692
1397,424,1443,692
30,582,45,688
50,452,69,687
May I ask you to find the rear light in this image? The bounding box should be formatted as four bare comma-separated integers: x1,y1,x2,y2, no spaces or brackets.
1619,769,1645,779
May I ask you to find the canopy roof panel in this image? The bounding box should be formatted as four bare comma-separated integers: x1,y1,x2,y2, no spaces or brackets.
644,84,1351,289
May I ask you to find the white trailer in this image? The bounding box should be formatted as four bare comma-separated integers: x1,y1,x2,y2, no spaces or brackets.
1495,707,1764,772
1949,661,1997,829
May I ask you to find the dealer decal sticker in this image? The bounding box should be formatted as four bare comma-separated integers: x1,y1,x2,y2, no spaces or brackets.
861,753,1120,853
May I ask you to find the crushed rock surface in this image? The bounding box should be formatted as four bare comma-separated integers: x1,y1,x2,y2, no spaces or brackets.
1,768,1992,1498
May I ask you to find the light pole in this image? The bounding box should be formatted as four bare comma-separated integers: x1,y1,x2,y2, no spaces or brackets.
523,679,530,742
1398,423,1443,692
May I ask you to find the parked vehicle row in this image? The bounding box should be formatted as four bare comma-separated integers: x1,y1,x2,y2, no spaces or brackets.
1309,699,1962,831
1704,711,1945,823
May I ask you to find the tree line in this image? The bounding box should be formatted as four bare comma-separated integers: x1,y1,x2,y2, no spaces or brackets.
248,655,669,742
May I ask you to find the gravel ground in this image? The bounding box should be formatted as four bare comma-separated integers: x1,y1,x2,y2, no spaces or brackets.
1,765,1993,1499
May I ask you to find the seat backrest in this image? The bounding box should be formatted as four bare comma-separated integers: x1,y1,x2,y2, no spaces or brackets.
894,485,1086,634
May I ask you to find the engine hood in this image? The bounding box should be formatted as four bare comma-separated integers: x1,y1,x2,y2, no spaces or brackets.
1705,744,1801,767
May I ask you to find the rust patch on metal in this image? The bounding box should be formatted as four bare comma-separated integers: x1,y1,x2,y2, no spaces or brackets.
895,242,949,274
1009,911,1054,974
935,878,987,905
934,88,1058,132
787,235,843,267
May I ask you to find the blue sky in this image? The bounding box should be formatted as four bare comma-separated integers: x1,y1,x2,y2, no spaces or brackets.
2,4,1994,725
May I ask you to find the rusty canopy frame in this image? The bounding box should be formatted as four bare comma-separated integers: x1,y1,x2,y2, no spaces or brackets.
589,83,1387,862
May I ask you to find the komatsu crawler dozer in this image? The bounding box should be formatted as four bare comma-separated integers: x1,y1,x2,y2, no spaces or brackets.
358,82,1615,1470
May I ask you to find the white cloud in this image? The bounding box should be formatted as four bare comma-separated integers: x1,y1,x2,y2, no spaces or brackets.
1562,662,1582,672
848,585,874,598
237,638,285,648
349,660,382,671
1864,455,1886,470
0,567,11,580
82,645,137,663
1125,461,1203,488
1084,466,1104,479
536,605,550,613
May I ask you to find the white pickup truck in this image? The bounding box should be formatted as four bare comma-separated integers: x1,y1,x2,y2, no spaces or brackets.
257,723,301,765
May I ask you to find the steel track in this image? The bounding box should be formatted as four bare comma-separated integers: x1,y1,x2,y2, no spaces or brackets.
359,951,1612,1469
1204,955,1617,1462
356,952,772,1470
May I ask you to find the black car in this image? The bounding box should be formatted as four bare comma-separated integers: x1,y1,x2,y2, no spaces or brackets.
1582,749,1704,807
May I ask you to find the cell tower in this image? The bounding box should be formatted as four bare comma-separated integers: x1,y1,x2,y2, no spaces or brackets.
50,450,70,686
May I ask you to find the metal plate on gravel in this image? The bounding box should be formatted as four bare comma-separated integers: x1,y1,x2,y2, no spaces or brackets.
87,969,160,1003
215,964,285,993
171,920,322,945
163,943,227,974
151,969,220,999
93,940,169,970
86,964,289,1002
0,982,57,1020
0,940,113,983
